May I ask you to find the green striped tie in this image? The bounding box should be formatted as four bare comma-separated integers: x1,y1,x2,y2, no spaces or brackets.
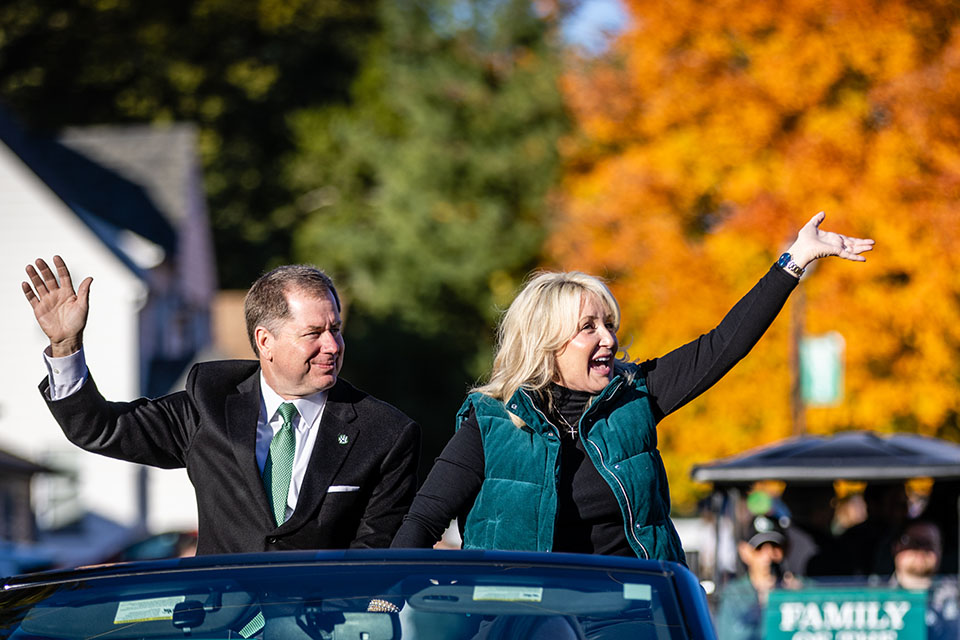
263,402,297,526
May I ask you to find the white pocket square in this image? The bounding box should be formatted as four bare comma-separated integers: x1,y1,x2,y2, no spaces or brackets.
328,485,360,493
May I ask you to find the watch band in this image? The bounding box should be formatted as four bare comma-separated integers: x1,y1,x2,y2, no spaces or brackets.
777,252,805,278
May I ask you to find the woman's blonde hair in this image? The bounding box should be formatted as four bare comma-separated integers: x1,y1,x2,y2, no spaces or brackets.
473,271,628,407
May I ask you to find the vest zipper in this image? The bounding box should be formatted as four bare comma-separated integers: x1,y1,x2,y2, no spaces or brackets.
585,436,649,559
583,380,645,559
519,389,563,440
520,383,648,559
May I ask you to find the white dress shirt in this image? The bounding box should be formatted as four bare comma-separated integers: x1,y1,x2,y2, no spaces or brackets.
256,374,325,522
43,348,325,523
43,347,88,399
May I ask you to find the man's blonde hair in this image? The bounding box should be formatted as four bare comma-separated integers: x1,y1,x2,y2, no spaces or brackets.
473,271,626,407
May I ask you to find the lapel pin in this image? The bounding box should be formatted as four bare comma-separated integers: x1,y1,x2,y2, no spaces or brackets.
337,434,349,445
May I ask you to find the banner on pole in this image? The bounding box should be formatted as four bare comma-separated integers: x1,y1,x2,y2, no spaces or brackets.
800,332,845,406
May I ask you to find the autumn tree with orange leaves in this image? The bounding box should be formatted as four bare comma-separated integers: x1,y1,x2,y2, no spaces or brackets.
555,0,960,509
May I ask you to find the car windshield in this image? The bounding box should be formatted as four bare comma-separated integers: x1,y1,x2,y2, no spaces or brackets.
0,551,707,640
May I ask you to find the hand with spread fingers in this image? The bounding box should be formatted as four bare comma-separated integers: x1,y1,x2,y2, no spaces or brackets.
787,211,875,270
21,256,92,357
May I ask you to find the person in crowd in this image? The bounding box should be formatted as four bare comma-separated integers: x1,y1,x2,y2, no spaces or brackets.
837,482,910,576
716,515,796,640
391,212,873,560
779,484,839,576
919,481,960,574
831,489,868,535
888,519,959,640
22,256,420,554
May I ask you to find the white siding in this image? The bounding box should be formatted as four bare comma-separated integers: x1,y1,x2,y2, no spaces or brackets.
0,143,198,534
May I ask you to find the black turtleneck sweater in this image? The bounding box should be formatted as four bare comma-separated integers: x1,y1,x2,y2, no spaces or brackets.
392,266,798,554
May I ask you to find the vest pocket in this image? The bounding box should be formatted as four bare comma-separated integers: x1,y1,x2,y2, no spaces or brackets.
466,478,542,551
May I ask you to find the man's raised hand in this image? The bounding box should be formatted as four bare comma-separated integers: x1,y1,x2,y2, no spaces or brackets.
22,256,92,357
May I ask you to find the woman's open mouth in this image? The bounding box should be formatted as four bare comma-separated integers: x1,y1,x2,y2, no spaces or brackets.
590,354,612,376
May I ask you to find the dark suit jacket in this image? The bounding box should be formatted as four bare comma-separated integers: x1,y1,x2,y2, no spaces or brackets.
41,360,420,555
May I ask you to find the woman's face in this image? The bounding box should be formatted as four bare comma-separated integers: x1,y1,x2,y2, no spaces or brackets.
554,293,618,393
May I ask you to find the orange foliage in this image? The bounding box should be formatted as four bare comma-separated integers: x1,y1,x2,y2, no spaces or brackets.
554,0,960,509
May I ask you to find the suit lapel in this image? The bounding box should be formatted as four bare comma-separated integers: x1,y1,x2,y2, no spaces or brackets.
225,368,274,525
281,381,359,532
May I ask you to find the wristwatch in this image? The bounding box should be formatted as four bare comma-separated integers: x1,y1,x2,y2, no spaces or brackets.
777,252,805,278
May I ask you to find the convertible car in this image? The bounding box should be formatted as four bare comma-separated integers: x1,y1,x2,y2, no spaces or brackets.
0,549,716,639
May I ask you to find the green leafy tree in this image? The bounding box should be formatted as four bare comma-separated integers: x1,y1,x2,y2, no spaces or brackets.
283,0,569,454
1,0,571,469
0,0,378,287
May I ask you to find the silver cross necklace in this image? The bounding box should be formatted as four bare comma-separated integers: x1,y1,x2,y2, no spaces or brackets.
555,412,579,440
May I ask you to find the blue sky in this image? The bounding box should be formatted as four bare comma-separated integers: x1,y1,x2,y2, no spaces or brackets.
563,0,628,53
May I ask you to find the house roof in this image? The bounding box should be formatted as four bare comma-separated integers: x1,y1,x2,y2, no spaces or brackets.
0,106,178,273
0,449,55,478
58,123,200,229
690,431,960,485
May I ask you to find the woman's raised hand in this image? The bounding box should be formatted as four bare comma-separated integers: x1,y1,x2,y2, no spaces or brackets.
788,211,875,270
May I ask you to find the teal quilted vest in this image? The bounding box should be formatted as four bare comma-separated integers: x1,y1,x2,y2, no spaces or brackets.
459,366,686,563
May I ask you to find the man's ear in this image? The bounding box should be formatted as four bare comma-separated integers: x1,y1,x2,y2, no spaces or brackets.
255,326,273,360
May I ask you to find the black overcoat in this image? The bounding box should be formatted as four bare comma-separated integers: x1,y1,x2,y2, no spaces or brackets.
41,360,420,554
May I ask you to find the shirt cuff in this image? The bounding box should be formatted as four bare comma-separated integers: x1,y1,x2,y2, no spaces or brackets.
43,346,88,400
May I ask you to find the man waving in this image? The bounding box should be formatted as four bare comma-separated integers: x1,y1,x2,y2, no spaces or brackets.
23,256,420,554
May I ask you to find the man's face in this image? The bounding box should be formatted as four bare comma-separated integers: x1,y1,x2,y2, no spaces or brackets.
894,522,942,580
257,287,344,399
738,539,785,570
756,542,785,564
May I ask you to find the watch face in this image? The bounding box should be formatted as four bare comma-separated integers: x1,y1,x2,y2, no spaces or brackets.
777,253,791,267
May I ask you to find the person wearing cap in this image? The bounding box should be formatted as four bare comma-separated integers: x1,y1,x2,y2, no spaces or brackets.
716,514,795,640
887,519,959,640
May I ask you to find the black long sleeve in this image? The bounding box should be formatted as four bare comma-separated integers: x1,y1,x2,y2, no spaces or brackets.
391,414,485,548
391,265,798,550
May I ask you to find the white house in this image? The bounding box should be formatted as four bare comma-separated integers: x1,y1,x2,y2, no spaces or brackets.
0,108,215,564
